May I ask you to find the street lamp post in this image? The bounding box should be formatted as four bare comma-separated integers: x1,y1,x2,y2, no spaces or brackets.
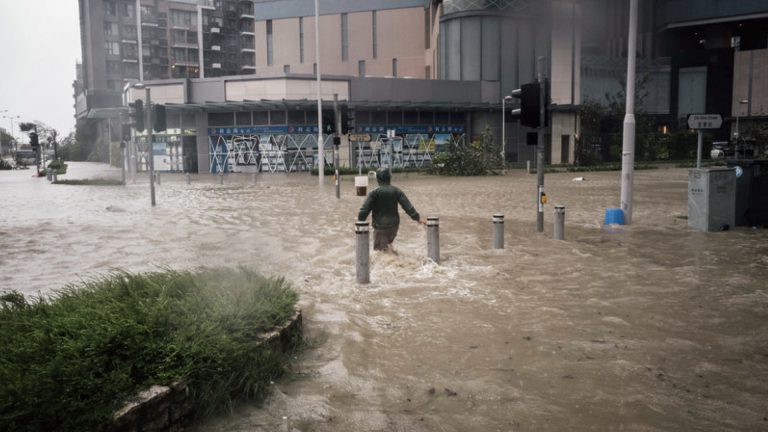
734,98,749,160
502,95,512,170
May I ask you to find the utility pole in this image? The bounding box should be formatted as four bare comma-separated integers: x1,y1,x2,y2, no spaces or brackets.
145,88,156,206
619,0,638,224
314,0,324,184
536,56,546,233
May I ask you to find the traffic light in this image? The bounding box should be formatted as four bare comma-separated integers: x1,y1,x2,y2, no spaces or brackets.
322,110,335,134
129,99,145,132
29,132,39,149
510,79,549,129
153,104,166,132
342,107,355,134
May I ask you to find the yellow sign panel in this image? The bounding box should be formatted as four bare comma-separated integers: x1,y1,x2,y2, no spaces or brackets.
349,134,372,142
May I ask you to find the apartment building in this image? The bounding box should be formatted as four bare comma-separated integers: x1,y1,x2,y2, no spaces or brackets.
75,0,768,173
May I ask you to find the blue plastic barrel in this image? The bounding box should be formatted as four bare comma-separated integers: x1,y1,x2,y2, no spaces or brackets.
605,208,625,225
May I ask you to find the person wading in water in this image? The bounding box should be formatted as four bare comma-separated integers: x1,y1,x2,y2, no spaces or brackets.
358,169,425,252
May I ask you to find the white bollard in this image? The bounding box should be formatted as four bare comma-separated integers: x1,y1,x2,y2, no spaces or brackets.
252,172,257,184
527,160,531,174
554,205,565,240
427,217,440,264
492,213,504,249
355,221,370,284
186,173,191,185
156,172,161,185
219,171,224,185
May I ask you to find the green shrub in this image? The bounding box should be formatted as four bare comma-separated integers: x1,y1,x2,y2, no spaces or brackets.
0,268,300,432
0,159,12,170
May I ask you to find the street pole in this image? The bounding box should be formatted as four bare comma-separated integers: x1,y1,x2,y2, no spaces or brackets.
145,87,156,206
334,93,340,199
502,95,511,171
696,129,703,168
619,0,638,225
315,0,324,184
536,56,546,233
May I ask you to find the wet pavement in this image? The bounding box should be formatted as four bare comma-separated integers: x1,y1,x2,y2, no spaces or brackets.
1,162,766,431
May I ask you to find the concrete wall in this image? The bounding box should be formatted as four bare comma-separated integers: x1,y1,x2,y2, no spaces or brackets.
733,49,768,117
253,6,428,79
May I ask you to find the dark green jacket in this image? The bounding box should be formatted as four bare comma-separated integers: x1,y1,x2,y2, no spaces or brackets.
358,184,420,229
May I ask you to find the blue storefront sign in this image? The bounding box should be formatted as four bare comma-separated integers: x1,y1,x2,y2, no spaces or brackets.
208,124,464,136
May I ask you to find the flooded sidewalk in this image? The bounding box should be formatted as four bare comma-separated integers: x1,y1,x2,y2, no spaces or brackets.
1,163,766,431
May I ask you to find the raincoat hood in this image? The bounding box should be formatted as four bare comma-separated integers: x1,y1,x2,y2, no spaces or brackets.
376,169,391,185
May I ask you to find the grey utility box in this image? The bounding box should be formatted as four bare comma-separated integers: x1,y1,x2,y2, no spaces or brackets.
688,168,736,232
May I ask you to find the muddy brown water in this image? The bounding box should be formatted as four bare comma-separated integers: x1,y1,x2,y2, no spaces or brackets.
1,163,767,431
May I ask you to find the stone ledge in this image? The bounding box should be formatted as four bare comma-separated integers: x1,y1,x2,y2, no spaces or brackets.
110,308,302,432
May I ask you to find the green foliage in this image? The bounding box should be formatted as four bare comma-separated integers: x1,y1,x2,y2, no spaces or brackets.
47,160,68,174
431,126,502,176
0,268,300,432
0,158,12,170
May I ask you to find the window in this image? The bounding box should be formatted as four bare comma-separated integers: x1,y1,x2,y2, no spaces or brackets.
358,60,365,77
266,20,273,65
341,13,348,61
283,64,290,73
106,61,122,74
119,2,134,18
392,58,397,77
105,41,120,55
123,43,138,58
123,25,137,38
104,1,118,17
104,22,118,36
299,17,304,63
372,11,377,58
170,10,196,28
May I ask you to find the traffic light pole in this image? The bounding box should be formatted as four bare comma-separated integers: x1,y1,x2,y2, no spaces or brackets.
333,93,340,199
536,56,546,233
144,88,156,206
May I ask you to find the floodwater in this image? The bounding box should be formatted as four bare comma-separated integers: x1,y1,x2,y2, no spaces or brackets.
1,162,767,431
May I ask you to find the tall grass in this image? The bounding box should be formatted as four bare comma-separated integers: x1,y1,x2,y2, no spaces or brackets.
0,268,300,432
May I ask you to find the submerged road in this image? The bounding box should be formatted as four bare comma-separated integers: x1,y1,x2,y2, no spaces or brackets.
1,162,766,431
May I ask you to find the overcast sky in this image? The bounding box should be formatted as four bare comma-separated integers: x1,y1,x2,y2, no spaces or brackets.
0,1,81,139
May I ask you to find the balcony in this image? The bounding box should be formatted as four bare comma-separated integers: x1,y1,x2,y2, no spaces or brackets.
240,47,255,53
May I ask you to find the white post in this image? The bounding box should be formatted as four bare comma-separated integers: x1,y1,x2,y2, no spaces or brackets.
492,214,504,249
554,205,565,240
619,0,638,225
427,217,440,264
315,0,324,184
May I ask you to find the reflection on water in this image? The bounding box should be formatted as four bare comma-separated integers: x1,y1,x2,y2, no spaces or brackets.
2,163,767,431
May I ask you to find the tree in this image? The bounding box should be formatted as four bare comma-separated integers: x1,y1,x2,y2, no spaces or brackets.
431,126,502,176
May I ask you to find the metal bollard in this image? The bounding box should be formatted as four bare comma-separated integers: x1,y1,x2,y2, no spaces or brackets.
252,172,257,184
554,205,565,240
46,169,52,181
355,221,370,284
427,217,440,264
186,173,191,185
219,171,224,185
52,172,57,182
527,160,531,174
492,213,504,249
156,172,161,185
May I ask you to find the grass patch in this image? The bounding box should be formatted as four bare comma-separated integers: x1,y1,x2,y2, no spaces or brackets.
53,178,123,186
0,268,300,432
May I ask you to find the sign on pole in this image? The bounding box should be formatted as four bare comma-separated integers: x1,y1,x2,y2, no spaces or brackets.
349,134,372,142
687,114,723,130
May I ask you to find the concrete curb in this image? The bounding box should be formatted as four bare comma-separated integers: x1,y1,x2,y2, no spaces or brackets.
110,308,303,432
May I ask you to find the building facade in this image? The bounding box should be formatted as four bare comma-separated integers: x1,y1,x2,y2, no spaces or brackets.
75,0,768,172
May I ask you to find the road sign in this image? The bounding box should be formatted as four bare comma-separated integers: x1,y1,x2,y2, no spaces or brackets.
349,134,372,142
687,114,723,129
